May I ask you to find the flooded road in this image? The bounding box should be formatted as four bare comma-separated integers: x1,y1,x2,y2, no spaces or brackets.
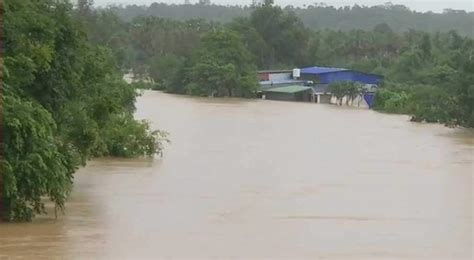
1,91,473,259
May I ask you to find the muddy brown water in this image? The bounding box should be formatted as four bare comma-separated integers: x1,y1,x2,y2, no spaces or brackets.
1,91,473,259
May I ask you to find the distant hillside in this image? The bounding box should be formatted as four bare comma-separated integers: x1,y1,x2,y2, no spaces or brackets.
105,3,474,36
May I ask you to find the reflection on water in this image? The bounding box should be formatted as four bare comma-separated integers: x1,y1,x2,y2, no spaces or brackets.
1,91,473,259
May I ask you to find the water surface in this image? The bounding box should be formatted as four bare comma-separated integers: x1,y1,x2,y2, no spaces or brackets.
1,91,472,259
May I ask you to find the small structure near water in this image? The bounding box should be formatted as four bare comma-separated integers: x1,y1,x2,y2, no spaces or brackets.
262,86,313,102
258,66,383,108
257,69,305,91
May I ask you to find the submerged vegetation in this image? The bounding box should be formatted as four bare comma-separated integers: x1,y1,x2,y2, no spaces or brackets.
2,0,167,221
329,82,365,106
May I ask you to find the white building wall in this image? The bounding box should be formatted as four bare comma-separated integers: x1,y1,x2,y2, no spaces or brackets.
268,73,292,81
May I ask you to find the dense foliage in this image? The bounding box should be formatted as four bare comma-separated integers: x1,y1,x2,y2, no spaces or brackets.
183,30,258,97
84,1,474,126
106,3,474,37
246,1,309,68
2,0,167,221
3,87,75,221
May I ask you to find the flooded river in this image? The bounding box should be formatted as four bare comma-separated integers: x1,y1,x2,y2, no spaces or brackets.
1,91,473,259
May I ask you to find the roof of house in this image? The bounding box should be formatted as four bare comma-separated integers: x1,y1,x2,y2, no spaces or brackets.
257,69,292,74
263,85,312,94
259,79,306,85
300,66,349,74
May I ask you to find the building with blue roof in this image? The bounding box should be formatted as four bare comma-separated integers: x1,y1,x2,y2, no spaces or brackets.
298,66,383,107
299,66,383,85
256,66,383,107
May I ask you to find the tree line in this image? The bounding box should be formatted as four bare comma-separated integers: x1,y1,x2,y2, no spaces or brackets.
105,2,474,37
2,0,168,221
85,0,474,128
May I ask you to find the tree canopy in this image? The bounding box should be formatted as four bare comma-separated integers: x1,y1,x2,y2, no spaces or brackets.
106,3,474,37
83,1,474,126
184,30,258,97
2,0,167,221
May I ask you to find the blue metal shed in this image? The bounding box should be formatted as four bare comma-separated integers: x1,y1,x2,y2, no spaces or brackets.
300,66,383,85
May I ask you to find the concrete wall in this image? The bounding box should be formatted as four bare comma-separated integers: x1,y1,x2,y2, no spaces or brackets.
318,94,332,104
259,81,306,91
268,73,292,81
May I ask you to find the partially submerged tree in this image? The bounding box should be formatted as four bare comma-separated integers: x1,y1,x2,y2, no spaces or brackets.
3,0,168,221
329,81,364,106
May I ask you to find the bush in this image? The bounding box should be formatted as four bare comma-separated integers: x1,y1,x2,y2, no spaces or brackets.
151,82,166,91
408,85,454,124
383,92,409,113
100,114,169,158
185,82,208,96
374,85,411,113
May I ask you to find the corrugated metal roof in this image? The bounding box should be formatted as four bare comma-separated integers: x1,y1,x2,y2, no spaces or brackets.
259,80,305,85
263,85,312,93
300,66,349,74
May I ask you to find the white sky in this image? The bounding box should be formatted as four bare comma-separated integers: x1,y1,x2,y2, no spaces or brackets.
93,0,474,13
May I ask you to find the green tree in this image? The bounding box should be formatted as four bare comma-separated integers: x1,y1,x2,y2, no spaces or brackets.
328,82,347,105
250,4,309,68
79,2,474,127
149,54,184,89
3,88,76,221
108,3,474,36
328,81,362,105
228,17,269,68
3,0,167,221
185,30,258,97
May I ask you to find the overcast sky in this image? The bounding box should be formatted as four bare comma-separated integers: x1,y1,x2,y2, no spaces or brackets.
93,0,473,13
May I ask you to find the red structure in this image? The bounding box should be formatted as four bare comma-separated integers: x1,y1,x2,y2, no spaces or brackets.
257,70,292,82
258,72,269,81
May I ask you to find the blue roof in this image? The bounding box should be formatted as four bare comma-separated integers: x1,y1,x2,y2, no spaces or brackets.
299,66,383,85
259,79,305,85
300,66,349,74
